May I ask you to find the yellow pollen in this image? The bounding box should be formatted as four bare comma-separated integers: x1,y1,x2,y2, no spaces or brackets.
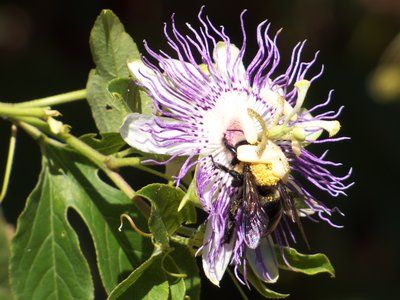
250,163,280,186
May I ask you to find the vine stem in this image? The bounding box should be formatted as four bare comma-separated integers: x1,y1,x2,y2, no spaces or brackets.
13,89,87,108
58,133,150,217
16,120,150,218
0,88,151,217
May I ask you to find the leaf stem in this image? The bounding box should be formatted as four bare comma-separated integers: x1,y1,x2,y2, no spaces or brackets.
13,89,87,108
0,125,17,204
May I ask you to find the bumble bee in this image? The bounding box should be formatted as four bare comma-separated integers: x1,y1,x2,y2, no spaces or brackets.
213,136,309,249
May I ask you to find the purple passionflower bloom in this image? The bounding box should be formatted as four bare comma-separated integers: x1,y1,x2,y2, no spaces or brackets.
120,8,352,286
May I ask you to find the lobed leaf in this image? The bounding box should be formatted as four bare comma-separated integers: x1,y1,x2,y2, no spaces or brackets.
108,77,147,115
10,143,152,299
9,156,94,300
86,70,130,133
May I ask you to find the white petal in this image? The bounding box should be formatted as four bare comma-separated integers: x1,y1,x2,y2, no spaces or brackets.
246,236,279,283
202,222,234,286
120,113,190,155
128,60,194,114
213,41,246,85
128,59,157,82
201,90,250,150
259,87,295,118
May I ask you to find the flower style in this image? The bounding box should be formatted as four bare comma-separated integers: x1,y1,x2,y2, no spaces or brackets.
120,9,352,286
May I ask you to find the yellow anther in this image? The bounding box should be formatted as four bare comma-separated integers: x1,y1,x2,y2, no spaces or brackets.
250,163,280,186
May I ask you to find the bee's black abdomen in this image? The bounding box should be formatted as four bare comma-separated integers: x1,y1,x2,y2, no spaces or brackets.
262,196,283,236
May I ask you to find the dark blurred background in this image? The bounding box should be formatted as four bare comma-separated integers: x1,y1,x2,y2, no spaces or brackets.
1,0,399,299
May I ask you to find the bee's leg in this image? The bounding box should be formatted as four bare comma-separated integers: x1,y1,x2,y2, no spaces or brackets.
224,212,235,243
224,196,242,243
210,156,243,187
222,136,248,166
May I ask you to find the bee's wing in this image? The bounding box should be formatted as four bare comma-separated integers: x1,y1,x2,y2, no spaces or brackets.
243,172,268,249
282,188,310,249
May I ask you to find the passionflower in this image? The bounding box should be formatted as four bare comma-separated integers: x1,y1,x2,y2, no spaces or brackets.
120,8,351,287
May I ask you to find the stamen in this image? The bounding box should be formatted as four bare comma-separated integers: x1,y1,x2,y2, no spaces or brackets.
284,79,310,125
269,95,285,127
247,108,267,156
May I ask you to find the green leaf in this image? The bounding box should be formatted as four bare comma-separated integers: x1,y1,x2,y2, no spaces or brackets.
163,256,186,300
246,266,289,299
86,9,141,133
169,243,200,300
86,70,129,133
276,246,335,277
108,77,143,114
0,210,13,300
138,89,153,115
79,132,126,155
107,248,169,300
10,144,152,299
165,156,193,187
89,10,139,80
136,184,197,246
178,179,202,212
